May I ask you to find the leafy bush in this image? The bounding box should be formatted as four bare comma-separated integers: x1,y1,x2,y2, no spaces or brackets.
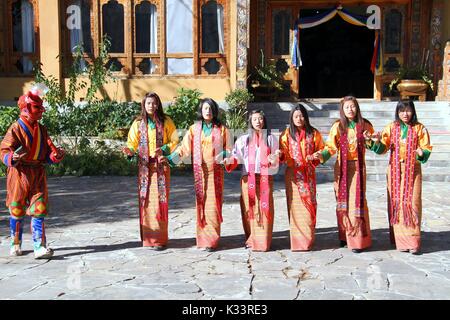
45,140,137,177
165,88,202,129
250,50,284,92
224,89,253,130
0,106,20,136
34,38,114,151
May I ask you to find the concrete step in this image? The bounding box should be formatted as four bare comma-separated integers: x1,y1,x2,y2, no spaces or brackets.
249,101,450,112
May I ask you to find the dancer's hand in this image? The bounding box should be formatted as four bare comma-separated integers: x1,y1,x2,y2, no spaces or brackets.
154,147,163,157
307,151,322,162
215,153,225,165
158,155,168,163
122,147,134,157
12,151,27,162
416,147,424,157
371,132,381,143
363,130,372,141
54,147,65,160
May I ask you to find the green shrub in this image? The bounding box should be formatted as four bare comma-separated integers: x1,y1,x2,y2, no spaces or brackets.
45,140,137,177
0,106,19,136
165,88,202,129
224,88,253,130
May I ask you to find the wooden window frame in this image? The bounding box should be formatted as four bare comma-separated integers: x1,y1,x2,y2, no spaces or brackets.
198,0,229,76
0,0,40,77
61,0,229,79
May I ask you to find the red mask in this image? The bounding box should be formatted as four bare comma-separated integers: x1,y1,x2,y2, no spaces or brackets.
18,92,45,122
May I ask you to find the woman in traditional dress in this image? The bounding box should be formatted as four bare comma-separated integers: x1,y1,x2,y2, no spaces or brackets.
168,98,231,252
370,100,432,255
279,104,324,251
123,92,179,249
319,96,375,253
223,110,279,251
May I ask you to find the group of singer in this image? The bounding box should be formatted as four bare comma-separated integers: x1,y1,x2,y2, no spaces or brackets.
122,93,432,255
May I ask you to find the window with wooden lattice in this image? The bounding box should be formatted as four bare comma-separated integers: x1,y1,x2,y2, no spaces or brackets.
0,0,39,76
61,0,229,78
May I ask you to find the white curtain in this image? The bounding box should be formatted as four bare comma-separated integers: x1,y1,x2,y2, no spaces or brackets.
70,0,83,52
70,0,87,71
21,0,34,73
217,4,224,54
149,4,158,54
166,0,193,74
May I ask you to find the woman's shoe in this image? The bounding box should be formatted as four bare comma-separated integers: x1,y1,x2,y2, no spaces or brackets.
410,249,421,255
9,244,22,256
153,246,166,251
351,249,362,253
340,240,347,248
205,247,215,252
34,246,54,259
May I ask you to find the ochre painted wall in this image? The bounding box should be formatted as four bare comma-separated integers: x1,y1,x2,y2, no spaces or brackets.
66,78,233,103
0,78,35,102
0,0,238,103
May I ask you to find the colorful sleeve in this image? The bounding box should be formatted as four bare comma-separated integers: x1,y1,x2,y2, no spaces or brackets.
321,122,339,163
370,123,390,155
126,120,140,154
364,121,375,150
162,117,179,156
224,137,241,172
222,126,232,159
167,125,193,167
312,130,325,167
1,123,20,167
44,128,63,165
416,124,432,163
279,130,290,163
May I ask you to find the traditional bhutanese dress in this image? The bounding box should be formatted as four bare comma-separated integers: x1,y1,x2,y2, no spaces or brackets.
321,120,374,250
225,132,279,251
279,128,325,251
371,121,432,251
169,121,231,249
1,116,61,249
127,115,178,247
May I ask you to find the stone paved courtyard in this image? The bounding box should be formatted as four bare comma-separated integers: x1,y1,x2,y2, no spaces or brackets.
1,172,450,300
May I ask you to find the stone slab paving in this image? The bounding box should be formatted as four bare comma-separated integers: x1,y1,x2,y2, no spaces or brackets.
0,173,450,300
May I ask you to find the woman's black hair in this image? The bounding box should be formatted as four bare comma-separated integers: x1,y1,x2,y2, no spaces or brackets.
247,109,271,145
395,99,418,125
289,104,314,141
139,92,166,123
136,92,166,123
196,98,222,126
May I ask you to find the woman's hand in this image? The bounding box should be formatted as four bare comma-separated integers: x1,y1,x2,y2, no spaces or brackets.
307,151,322,162
416,147,424,157
122,147,134,157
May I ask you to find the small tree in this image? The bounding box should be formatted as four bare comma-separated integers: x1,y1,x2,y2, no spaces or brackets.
224,88,254,130
34,37,114,153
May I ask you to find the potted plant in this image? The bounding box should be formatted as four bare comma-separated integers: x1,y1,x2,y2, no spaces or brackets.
250,50,284,101
389,66,434,100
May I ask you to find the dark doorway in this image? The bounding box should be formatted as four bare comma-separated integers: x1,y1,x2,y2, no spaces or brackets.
298,9,375,98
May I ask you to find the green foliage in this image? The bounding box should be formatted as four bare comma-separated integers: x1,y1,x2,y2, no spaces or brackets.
224,89,254,130
33,38,114,151
0,106,20,136
165,88,202,129
45,141,137,177
250,50,284,92
389,66,435,92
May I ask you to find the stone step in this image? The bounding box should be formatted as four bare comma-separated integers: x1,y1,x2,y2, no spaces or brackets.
249,101,450,112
